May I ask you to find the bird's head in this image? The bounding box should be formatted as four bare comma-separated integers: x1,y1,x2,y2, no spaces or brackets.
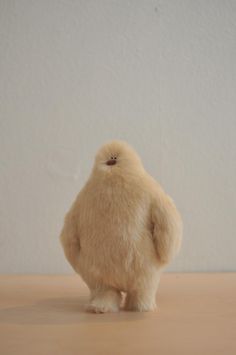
92,140,144,177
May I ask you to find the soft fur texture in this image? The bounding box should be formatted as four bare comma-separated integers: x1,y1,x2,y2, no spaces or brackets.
60,140,182,313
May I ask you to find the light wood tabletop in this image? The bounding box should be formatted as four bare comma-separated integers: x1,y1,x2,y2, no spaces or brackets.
0,273,235,355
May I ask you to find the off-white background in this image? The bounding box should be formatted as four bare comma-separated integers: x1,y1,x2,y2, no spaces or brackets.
0,0,235,273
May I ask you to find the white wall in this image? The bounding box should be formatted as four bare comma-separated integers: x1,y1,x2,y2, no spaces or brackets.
0,0,235,273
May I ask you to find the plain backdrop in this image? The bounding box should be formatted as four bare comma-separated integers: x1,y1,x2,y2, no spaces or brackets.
0,0,235,273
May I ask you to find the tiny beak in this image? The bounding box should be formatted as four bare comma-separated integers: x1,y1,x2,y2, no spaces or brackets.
106,159,116,166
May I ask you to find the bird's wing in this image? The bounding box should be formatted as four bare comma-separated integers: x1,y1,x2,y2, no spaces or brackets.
150,187,182,266
60,206,80,272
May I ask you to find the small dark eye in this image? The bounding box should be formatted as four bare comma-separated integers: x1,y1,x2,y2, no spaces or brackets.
114,157,117,160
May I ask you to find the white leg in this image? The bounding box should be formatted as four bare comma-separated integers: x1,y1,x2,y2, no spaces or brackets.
125,273,161,312
87,287,121,313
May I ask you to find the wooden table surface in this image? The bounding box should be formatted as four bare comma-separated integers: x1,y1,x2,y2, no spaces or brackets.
0,273,235,355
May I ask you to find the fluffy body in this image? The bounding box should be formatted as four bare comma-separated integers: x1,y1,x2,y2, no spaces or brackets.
60,141,182,312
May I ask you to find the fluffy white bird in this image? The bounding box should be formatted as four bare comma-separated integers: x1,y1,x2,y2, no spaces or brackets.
60,140,182,313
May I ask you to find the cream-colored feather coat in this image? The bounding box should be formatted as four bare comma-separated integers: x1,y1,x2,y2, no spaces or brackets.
60,141,182,312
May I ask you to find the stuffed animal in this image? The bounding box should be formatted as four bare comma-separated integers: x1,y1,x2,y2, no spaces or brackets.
60,140,182,313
